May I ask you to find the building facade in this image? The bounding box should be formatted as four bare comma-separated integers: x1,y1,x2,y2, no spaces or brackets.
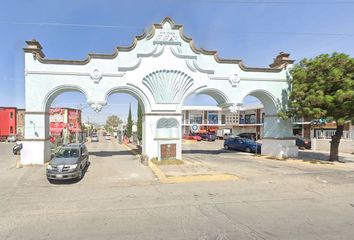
16,109,25,139
21,17,300,165
183,105,354,142
0,107,17,140
49,108,82,142
182,104,265,138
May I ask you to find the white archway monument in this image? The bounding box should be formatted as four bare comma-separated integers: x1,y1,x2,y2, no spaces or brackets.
21,17,298,165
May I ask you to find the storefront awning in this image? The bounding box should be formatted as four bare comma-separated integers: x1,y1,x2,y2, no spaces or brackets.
50,128,63,134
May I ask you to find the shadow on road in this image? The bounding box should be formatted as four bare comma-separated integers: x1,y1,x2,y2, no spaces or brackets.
182,149,254,155
89,150,133,157
298,150,354,163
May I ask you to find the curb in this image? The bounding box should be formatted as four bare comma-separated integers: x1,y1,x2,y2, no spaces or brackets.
256,154,354,170
122,143,140,156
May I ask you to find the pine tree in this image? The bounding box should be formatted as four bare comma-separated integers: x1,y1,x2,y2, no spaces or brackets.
126,103,133,138
137,103,142,142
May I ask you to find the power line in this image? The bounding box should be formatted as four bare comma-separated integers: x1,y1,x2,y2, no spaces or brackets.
0,21,142,30
243,31,354,37
1,20,353,38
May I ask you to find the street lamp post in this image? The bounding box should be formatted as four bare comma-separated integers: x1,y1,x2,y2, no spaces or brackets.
236,103,243,126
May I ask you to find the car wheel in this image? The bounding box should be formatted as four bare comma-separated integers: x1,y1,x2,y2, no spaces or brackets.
245,147,251,153
224,145,230,150
77,169,83,180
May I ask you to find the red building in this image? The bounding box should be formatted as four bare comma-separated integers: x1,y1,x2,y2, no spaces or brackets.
49,108,82,140
0,107,17,141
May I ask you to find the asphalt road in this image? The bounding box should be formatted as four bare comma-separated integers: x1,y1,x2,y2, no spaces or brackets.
1,141,354,240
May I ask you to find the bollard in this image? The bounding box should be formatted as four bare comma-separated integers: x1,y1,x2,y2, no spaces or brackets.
140,154,149,166
13,143,23,168
15,154,23,168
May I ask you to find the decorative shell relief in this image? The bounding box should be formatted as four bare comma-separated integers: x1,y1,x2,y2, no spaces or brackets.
143,70,194,104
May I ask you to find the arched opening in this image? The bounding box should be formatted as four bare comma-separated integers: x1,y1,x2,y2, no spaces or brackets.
44,87,89,149
237,90,278,140
181,88,230,136
180,89,232,157
40,85,155,181
240,89,296,141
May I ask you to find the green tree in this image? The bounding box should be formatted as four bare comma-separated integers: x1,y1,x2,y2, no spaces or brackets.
126,104,133,138
137,103,143,142
284,53,354,161
105,115,123,133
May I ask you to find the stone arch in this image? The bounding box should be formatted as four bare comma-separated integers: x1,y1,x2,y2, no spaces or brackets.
240,89,297,158
241,89,278,115
21,17,298,165
182,87,231,106
43,84,90,112
104,85,152,113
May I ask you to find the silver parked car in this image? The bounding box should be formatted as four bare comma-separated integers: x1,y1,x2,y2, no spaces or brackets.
91,134,99,142
46,143,89,181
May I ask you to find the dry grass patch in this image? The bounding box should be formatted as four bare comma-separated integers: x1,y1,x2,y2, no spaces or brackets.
151,158,184,165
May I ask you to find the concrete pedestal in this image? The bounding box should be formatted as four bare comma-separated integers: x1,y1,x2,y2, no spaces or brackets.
20,140,51,165
262,138,298,158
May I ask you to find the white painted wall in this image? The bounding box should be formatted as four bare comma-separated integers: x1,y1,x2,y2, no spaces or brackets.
22,17,296,165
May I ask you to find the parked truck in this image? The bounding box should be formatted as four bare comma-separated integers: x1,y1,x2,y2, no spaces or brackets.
216,128,232,140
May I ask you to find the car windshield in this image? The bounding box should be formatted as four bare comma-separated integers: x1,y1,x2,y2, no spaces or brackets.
55,148,79,158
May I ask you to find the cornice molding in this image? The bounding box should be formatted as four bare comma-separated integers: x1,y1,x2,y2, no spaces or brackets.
26,70,125,78
24,16,291,73
118,58,142,72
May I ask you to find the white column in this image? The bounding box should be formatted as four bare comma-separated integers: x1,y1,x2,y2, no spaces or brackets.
262,115,298,158
20,112,51,165
142,115,159,159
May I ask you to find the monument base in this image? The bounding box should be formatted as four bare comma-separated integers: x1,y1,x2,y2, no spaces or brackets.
20,140,51,165
261,138,298,158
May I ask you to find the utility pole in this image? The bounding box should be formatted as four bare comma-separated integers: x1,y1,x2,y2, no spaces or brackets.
75,108,79,143
75,103,83,143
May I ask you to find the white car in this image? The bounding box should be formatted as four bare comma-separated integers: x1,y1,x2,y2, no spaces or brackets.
7,135,17,142
91,135,99,142
105,134,111,140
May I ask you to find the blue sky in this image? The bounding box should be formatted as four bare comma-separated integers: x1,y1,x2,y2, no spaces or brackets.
1,0,353,123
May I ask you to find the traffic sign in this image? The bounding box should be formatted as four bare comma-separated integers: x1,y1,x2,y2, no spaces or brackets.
191,124,199,132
